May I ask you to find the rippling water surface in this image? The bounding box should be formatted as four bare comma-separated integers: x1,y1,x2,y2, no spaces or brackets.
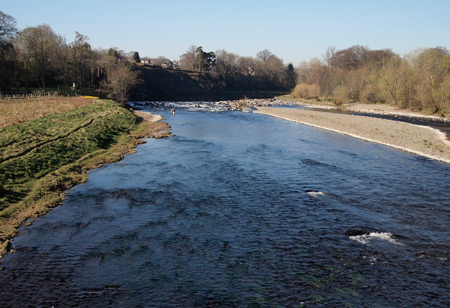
1,102,449,307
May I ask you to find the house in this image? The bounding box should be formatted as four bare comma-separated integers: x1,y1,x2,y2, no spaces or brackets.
140,57,151,65
161,60,174,69
140,57,178,69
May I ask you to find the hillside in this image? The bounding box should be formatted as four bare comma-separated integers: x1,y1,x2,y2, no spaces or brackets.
131,65,288,101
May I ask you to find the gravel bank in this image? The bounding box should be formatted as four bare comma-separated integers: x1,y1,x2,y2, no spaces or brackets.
132,110,163,122
255,107,450,164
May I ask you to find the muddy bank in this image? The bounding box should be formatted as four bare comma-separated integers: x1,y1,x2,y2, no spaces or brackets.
255,107,450,164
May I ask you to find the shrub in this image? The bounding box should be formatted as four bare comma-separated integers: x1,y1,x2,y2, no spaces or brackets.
360,84,381,104
291,83,320,99
333,86,348,106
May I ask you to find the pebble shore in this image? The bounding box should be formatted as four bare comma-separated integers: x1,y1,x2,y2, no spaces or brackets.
255,106,450,164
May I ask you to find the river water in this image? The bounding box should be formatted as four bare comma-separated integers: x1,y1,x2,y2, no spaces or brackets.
1,102,449,307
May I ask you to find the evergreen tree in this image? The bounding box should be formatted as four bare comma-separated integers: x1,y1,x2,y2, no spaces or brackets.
285,63,297,89
132,51,141,63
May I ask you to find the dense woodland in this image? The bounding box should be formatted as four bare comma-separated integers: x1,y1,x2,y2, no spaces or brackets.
1,10,450,113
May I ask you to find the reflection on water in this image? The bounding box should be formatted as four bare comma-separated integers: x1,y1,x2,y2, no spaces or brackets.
1,104,449,307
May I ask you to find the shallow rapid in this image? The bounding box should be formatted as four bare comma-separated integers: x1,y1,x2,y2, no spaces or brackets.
1,103,449,307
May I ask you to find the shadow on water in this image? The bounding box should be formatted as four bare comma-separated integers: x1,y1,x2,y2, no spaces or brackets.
1,103,449,307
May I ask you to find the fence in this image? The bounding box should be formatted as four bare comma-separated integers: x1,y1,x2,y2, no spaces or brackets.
0,90,107,101
0,92,59,101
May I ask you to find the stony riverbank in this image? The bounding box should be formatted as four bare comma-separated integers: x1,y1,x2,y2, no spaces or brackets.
255,107,450,164
223,98,450,122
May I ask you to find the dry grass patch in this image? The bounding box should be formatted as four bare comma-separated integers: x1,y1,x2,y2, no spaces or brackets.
0,97,96,128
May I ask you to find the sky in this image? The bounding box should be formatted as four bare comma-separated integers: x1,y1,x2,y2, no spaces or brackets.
1,0,449,65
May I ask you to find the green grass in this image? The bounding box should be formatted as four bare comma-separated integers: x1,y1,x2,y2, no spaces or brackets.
0,99,171,254
0,100,136,209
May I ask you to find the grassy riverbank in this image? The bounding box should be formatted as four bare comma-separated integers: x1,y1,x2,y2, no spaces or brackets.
0,99,171,255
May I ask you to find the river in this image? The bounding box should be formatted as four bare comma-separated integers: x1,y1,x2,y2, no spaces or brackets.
1,102,449,307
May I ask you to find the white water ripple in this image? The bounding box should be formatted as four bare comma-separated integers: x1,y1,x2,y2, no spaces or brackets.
349,232,402,245
306,190,325,198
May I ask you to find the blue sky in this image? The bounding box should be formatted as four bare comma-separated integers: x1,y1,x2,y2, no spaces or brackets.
1,0,449,65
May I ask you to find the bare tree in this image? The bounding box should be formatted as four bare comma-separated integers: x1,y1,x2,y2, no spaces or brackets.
322,46,336,67
70,32,91,90
15,24,59,90
0,11,17,90
213,49,238,84
263,56,285,88
256,49,274,62
435,76,450,112
413,47,450,112
0,11,17,49
377,56,418,109
54,35,70,94
366,49,395,67
179,45,197,70
330,45,370,70
103,61,140,103
237,56,256,76
344,67,369,102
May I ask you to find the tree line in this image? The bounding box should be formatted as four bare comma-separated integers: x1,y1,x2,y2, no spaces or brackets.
294,45,450,114
0,11,138,102
1,10,449,112
179,46,296,91
0,8,295,101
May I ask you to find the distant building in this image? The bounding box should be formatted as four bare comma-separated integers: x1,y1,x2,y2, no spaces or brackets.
162,60,174,69
140,57,151,65
140,57,178,69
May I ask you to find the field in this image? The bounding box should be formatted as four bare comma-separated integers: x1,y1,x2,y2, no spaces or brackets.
0,96,96,128
0,98,171,254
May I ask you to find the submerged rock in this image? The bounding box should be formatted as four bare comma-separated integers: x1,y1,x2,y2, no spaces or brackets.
344,228,373,237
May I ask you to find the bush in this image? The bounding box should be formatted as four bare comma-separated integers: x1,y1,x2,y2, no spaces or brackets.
291,83,320,99
333,86,348,106
360,84,381,104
